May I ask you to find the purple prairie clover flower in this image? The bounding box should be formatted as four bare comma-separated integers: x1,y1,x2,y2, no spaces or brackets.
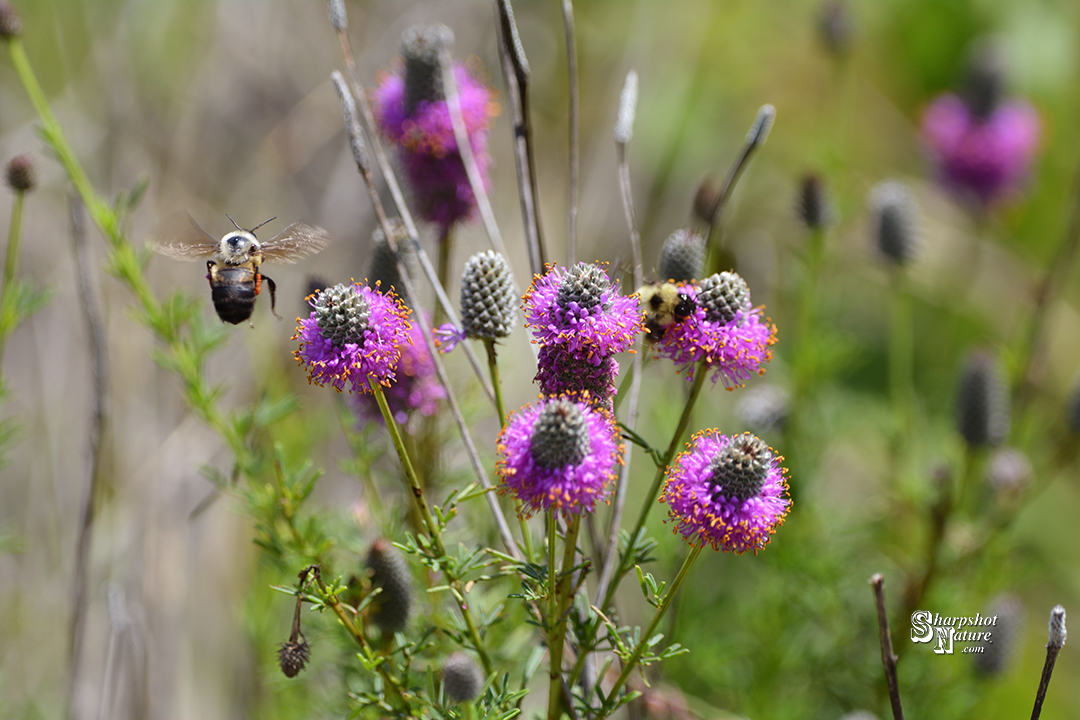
652,273,776,387
921,93,1040,206
293,282,411,393
534,343,619,408
522,262,642,361
661,431,790,553
352,313,446,426
372,25,499,231
496,396,622,517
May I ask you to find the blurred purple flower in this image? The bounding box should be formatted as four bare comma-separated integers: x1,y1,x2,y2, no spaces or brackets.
352,314,446,425
921,93,1040,206
523,262,642,362
293,282,411,393
373,64,497,231
496,396,622,517
661,431,790,553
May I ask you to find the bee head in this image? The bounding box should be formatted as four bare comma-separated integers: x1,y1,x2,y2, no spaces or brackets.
219,231,259,264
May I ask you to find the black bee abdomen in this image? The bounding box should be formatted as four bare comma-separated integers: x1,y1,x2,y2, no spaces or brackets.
209,264,258,324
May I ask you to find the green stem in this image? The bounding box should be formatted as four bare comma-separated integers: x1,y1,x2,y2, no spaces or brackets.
484,337,535,561
596,543,704,719
315,576,412,714
794,226,825,396
370,379,494,675
602,364,706,613
435,225,454,325
888,269,914,477
546,514,581,720
0,190,25,358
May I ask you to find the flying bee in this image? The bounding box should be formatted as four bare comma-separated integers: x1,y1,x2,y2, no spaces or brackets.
157,214,331,325
638,281,697,342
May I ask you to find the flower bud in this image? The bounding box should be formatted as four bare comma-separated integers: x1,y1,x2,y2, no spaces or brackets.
0,1,21,38
693,175,722,224
5,154,35,193
869,180,918,266
956,351,1009,448
697,271,751,325
797,173,830,230
328,0,347,32
368,220,415,303
658,228,705,283
402,24,454,116
974,594,1025,676
1048,605,1066,649
366,538,413,635
442,652,484,703
460,250,516,339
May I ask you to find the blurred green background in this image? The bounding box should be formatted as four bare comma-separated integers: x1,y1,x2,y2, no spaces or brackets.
1,0,1078,718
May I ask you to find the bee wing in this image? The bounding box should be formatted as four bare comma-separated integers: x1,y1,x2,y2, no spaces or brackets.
259,223,332,264
155,213,220,261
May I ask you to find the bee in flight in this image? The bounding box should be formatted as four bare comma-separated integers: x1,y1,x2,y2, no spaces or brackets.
638,281,697,342
157,214,331,325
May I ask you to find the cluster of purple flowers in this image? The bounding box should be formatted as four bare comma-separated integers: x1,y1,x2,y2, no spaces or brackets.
373,25,498,232
661,431,790,553
651,273,776,387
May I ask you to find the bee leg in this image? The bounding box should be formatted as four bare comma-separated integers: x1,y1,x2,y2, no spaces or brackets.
263,274,282,321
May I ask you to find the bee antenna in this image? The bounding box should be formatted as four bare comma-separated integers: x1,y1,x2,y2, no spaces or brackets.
249,216,277,235
225,213,243,231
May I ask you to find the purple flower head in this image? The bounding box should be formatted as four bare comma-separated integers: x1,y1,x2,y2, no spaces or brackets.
372,26,498,231
352,313,446,426
661,431,790,553
534,344,619,409
652,273,776,387
523,262,642,361
293,282,411,393
921,93,1040,206
496,396,622,517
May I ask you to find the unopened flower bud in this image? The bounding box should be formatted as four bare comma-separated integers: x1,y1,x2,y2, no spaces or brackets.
956,351,1009,448
746,104,776,148
460,250,516,339
797,173,830,230
658,228,705,283
614,70,638,144
442,652,484,703
366,538,413,635
0,1,21,38
368,220,415,303
869,180,919,266
402,24,454,116
328,0,347,32
693,175,722,224
818,1,853,56
697,271,751,325
974,594,1025,676
5,154,35,192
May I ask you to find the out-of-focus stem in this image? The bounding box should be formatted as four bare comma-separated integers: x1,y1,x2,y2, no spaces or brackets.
595,543,703,719
546,514,581,720
561,0,580,265
870,574,905,720
888,269,914,477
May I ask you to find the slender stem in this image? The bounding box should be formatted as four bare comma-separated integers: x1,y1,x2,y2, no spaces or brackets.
794,225,825,396
494,0,547,275
436,224,454,326
561,0,580,265
0,190,24,359
888,269,914,471
1030,606,1066,720
315,575,412,714
595,543,703,719
66,197,110,719
869,574,905,720
603,365,707,613
546,514,581,720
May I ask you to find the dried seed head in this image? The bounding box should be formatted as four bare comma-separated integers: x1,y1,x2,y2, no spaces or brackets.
974,594,1025,676
368,220,415,303
328,0,347,32
402,24,454,116
707,433,773,503
818,1,852,56
366,538,413,635
746,104,776,147
314,283,372,348
5,154,35,193
956,351,1009,448
530,399,591,469
614,70,638,144
278,639,311,678
963,43,1006,120
460,250,516,339
442,652,484,703
0,1,21,38
797,173,830,230
658,228,705,283
693,175,722,225
697,271,751,325
869,180,919,266
1048,605,1066,649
